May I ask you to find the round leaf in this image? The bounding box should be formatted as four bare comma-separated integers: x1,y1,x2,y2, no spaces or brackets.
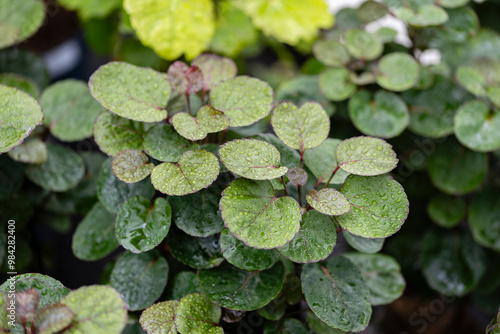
396,5,448,27
336,175,409,238
455,66,486,96
143,123,197,163
175,293,222,334
303,138,349,185
140,300,179,334
197,105,230,133
112,149,154,183
256,133,301,169
220,178,301,249
167,61,204,95
35,304,74,334
116,196,172,253
171,112,207,141
356,1,389,23
319,67,357,101
0,0,45,49
192,54,237,91
306,189,350,216
8,138,47,164
427,194,466,228
343,231,385,254
345,29,383,61
198,261,285,311
210,76,274,127
469,188,500,252
313,39,351,67
151,149,219,196
376,53,419,92
89,62,171,122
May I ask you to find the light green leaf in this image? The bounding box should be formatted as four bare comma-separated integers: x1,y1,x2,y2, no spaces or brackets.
343,231,384,254
306,311,345,334
264,318,308,334
111,149,154,183
319,68,357,101
487,85,500,108
61,285,127,334
345,29,383,61
0,73,39,98
8,138,47,164
277,211,337,263
220,178,301,249
376,27,398,43
313,39,351,67
455,65,486,96
165,271,202,300
396,4,448,27
143,124,197,163
469,188,500,252
336,175,409,238
0,85,43,153
110,251,169,311
0,0,45,49
303,139,349,185
171,112,207,141
175,293,222,334
356,1,389,23
256,133,301,169
116,196,172,253
210,76,274,127
336,137,398,176
58,0,121,20
192,53,238,91
140,301,179,334
72,202,119,261
197,105,230,133
427,194,466,228
306,189,351,216
302,256,371,332
151,149,219,196
89,62,171,122
198,261,285,311
35,303,74,334
376,53,419,92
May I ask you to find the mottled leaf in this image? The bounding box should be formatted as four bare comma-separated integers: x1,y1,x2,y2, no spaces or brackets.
35,303,74,334
192,54,237,91
167,61,204,95
140,300,179,334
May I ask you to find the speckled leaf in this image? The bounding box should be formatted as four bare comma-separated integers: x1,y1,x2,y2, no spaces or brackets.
455,66,486,96
210,76,274,127
420,229,487,296
0,73,39,98
343,231,384,254
40,80,102,141
271,102,329,151
306,189,351,216
376,53,419,92
319,68,357,101
303,139,349,185
140,300,179,334
427,194,466,228
197,105,230,133
172,112,207,141
25,143,84,192
256,134,301,169
192,54,237,91
336,175,409,238
89,62,171,122
166,271,202,300
396,5,448,27
0,85,43,153
264,318,308,334
455,100,500,152
175,293,222,334
344,253,405,305
116,196,172,253
151,150,219,196
220,229,278,271
287,167,307,186
345,29,383,61
61,285,127,334
198,261,285,311
306,311,345,334
469,188,500,252
277,211,337,263
143,124,197,163
427,139,487,195
313,39,350,67
167,226,224,269
93,111,145,156
0,0,45,49
348,90,409,139
302,256,371,332
98,158,155,213
35,303,74,334
8,138,47,164
110,251,169,311
336,137,398,176
220,178,301,249
219,139,288,180
167,61,204,95
112,150,154,183
72,202,119,261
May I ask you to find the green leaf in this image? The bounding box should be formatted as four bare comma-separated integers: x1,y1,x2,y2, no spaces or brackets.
219,139,288,180
237,0,333,45
336,175,409,238
0,49,49,90
210,76,274,127
167,226,224,269
93,111,145,156
98,157,155,213
427,194,466,228
455,66,486,96
143,124,197,163
140,300,179,334
487,86,500,108
376,53,419,92
348,90,409,139
61,285,127,334
440,0,469,8
8,138,47,164
277,211,337,263
469,188,500,252
72,202,119,261
313,39,351,67
123,0,215,60
220,229,278,271
220,178,301,249
110,251,169,311
0,73,39,98
198,261,285,311
58,0,121,20
343,253,405,305
306,189,351,216
306,311,345,334
40,80,102,141
287,167,307,186
256,134,301,169
375,27,398,43
271,102,329,151
420,229,487,296
171,112,207,141
35,303,74,334
192,53,238,91
343,231,385,254
112,149,154,183
396,4,448,27
302,256,371,332
0,0,45,49
25,143,85,192
264,318,308,334
437,6,478,43
166,271,202,300
89,62,171,122
175,293,222,334
116,196,172,253
197,105,230,133
167,61,204,95
427,139,487,195
151,149,219,196
344,29,383,61
356,1,389,23
0,85,43,153
336,137,398,176
319,68,357,101
303,139,349,185
454,100,500,152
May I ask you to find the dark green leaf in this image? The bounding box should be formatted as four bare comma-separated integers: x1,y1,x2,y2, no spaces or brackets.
143,123,198,162
343,231,385,254
469,188,500,252
264,318,308,334
427,194,466,228
165,271,202,300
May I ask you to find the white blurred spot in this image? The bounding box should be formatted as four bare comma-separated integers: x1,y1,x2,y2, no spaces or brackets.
43,38,81,78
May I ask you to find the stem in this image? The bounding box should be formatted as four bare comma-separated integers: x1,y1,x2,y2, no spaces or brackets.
298,185,302,207
322,165,341,190
300,149,304,168
281,177,289,196
185,93,192,115
201,88,207,104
